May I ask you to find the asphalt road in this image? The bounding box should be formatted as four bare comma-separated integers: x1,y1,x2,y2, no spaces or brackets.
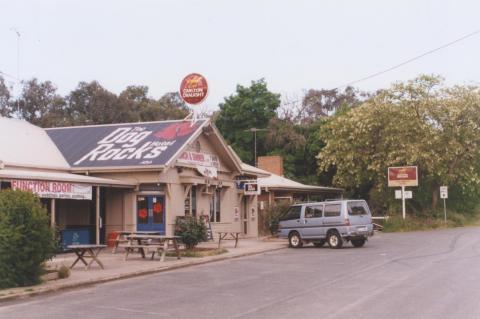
2,227,480,319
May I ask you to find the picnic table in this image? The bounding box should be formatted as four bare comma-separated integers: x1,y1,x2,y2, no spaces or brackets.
217,232,240,249
68,244,107,270
112,231,161,253
124,234,181,262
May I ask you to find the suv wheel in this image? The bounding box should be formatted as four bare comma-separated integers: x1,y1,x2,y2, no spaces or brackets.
289,232,303,248
313,240,325,247
327,231,343,249
351,238,366,248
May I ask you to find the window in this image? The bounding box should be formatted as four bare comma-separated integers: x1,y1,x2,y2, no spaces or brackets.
305,205,323,218
348,201,368,216
324,204,341,217
210,188,221,222
184,186,197,217
279,206,302,221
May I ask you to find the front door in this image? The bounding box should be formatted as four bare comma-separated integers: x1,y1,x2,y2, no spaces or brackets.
137,195,165,233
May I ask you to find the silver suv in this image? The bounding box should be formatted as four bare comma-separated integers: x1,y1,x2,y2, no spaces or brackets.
278,200,374,249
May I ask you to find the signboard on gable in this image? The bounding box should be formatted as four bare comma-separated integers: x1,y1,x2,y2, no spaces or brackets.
46,120,205,169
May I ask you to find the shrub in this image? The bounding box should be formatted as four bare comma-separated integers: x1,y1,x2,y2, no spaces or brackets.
264,203,289,235
0,190,57,289
174,216,207,249
57,265,70,279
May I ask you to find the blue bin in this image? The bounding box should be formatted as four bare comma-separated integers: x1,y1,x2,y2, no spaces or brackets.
60,228,91,250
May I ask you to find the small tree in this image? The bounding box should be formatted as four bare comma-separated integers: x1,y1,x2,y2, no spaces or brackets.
0,190,57,289
174,216,207,250
264,202,290,235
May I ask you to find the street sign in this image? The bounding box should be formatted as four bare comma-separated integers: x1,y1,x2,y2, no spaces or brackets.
395,190,402,199
395,189,412,199
440,186,448,199
179,73,209,105
388,166,418,187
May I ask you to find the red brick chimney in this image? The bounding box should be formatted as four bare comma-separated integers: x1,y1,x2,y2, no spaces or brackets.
258,156,284,176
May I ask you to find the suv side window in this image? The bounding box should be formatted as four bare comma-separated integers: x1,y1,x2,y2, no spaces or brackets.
348,201,368,216
324,204,341,217
305,205,323,218
279,206,302,221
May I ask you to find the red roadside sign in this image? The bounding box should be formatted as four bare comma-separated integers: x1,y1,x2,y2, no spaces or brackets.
179,73,208,105
388,166,418,187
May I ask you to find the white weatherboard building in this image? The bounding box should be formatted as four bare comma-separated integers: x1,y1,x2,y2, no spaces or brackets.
0,117,262,247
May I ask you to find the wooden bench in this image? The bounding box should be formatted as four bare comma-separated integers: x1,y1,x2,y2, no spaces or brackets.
217,232,240,249
124,244,166,261
124,235,181,262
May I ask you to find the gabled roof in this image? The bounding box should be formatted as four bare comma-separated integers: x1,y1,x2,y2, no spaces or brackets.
46,119,209,171
0,117,70,170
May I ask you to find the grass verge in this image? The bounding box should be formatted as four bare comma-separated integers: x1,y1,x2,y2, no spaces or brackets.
382,212,480,232
166,248,228,258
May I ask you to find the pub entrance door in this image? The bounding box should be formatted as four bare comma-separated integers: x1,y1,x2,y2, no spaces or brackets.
137,195,165,233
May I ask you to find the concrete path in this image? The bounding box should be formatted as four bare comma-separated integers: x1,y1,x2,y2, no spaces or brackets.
0,238,287,302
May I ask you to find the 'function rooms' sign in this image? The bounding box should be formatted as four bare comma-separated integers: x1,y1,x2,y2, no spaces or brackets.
12,180,92,200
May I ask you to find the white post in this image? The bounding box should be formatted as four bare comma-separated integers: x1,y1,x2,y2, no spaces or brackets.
96,186,100,245
402,185,406,219
443,198,447,224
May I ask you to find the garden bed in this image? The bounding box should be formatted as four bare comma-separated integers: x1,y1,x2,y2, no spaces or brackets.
166,247,228,258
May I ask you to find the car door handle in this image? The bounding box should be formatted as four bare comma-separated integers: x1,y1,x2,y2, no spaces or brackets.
296,220,300,223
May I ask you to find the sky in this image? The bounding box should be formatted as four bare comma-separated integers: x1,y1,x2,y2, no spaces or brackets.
0,0,479,111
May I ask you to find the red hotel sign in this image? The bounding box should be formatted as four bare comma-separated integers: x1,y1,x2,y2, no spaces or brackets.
11,180,92,200
388,166,418,187
180,73,208,105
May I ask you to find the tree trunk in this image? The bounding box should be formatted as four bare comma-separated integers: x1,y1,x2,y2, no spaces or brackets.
432,187,439,211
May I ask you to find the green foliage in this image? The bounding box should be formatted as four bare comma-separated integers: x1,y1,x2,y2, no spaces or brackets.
215,79,281,164
318,75,480,214
166,248,228,258
263,202,290,235
0,190,57,289
174,216,208,249
2,78,189,127
57,265,70,279
382,211,478,232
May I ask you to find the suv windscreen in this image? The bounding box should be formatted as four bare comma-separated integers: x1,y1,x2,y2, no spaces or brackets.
347,201,369,216
279,206,302,221
324,204,341,217
305,205,323,218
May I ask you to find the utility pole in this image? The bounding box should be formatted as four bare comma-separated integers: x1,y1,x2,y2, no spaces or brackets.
10,27,21,112
244,128,268,167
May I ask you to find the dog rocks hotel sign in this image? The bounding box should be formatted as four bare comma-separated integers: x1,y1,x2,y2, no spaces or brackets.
46,120,205,168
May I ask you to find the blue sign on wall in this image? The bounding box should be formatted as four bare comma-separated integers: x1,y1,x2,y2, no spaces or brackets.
60,228,91,250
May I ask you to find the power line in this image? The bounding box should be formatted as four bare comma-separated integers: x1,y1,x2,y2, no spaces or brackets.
281,28,480,107
333,28,480,90
0,70,18,80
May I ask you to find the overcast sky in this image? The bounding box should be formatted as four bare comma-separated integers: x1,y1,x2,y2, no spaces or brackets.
0,0,479,111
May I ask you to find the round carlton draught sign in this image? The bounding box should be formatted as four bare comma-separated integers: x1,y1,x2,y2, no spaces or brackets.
180,73,208,105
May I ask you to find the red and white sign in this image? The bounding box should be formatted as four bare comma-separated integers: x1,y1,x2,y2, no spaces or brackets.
179,73,208,105
11,180,92,200
177,151,220,168
244,182,260,195
388,166,418,187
